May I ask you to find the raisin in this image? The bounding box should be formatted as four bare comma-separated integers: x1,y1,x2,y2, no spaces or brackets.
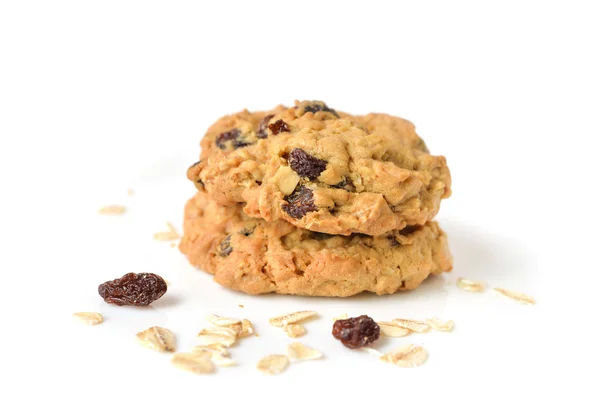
332,315,380,349
388,236,400,247
240,226,255,236
288,148,327,179
332,176,355,192
301,101,340,118
257,114,274,139
282,185,318,219
268,119,290,135
187,160,202,184
98,273,167,306
218,235,233,256
215,129,250,150
399,225,419,236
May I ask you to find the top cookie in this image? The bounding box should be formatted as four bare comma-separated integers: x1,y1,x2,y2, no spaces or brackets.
188,100,451,236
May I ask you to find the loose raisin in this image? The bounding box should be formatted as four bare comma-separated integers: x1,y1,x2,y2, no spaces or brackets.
215,129,251,150
332,315,380,349
288,148,327,180
257,114,274,139
300,101,340,118
282,185,318,219
268,119,290,135
332,176,355,192
218,235,233,256
98,272,167,306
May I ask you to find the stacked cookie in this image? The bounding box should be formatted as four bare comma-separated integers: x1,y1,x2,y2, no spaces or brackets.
180,101,453,297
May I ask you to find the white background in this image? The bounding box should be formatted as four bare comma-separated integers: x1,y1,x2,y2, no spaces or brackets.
1,1,598,399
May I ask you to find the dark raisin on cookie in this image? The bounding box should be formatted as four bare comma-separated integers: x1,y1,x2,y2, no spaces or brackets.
268,119,290,135
288,148,327,180
282,185,318,219
299,101,340,118
332,176,355,192
98,272,167,306
388,236,400,247
332,315,380,349
215,129,251,150
399,225,419,236
240,226,255,236
218,235,233,257
257,114,274,139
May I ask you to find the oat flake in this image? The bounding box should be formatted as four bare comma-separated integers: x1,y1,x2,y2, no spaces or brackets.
494,288,536,305
457,278,486,292
98,205,126,215
283,323,306,338
73,312,104,325
380,345,428,368
332,313,348,321
377,321,411,337
171,353,215,374
136,326,176,352
269,310,317,327
287,343,323,361
192,344,229,357
425,318,454,332
392,318,431,333
256,354,290,375
153,222,180,241
206,314,242,327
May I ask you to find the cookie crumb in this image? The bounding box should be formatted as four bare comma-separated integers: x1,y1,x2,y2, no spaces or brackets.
127,188,135,196
238,304,244,308
98,205,126,215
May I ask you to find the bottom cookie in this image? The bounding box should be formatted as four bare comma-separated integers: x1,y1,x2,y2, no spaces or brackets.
179,192,453,297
